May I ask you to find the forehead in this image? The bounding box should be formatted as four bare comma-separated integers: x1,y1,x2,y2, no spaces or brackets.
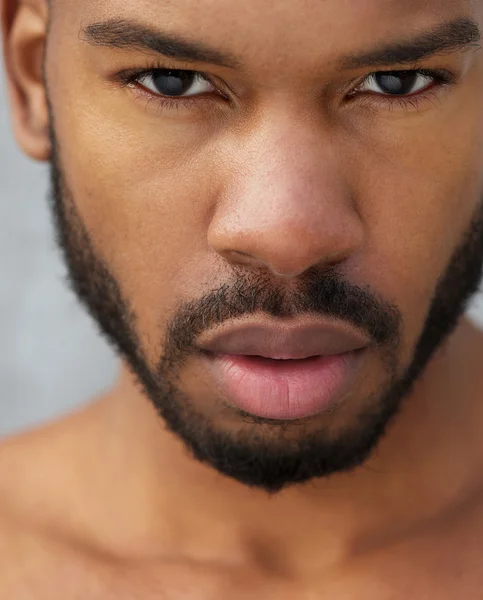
62,0,476,34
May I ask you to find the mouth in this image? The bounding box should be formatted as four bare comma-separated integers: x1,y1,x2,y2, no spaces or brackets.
248,355,323,362
201,348,366,421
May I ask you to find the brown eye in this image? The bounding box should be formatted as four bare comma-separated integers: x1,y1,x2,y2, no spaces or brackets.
136,69,216,97
358,70,436,96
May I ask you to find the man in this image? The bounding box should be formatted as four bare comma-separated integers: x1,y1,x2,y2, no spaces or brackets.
1,0,483,596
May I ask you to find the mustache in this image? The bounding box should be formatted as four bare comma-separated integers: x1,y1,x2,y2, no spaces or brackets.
165,268,402,359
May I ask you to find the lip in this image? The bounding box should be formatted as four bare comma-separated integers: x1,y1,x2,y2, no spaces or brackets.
196,317,370,359
201,350,365,420
196,317,370,420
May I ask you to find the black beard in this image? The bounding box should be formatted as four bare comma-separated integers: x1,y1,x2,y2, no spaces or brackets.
46,118,483,494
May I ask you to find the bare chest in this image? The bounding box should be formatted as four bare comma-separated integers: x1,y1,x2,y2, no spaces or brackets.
3,539,483,600
3,512,483,600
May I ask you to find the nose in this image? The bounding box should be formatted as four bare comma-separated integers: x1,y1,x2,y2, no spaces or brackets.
207,114,365,279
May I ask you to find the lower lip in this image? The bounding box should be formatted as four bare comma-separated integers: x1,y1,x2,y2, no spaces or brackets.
202,351,364,420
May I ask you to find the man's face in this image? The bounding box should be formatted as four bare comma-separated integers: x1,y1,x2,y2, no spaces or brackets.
37,0,483,492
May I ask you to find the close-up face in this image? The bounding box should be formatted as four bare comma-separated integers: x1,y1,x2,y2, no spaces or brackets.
5,0,483,492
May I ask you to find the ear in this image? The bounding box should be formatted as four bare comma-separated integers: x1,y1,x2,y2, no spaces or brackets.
2,0,50,161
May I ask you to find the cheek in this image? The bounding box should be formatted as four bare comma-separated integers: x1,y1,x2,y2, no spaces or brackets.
344,80,483,357
52,104,223,356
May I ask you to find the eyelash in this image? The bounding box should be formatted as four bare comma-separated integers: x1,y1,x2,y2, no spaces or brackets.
116,62,456,115
350,68,455,111
117,63,224,114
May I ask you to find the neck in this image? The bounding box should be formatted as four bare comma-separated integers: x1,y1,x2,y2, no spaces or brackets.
94,317,483,577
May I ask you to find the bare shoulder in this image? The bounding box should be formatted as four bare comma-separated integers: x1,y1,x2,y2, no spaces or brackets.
0,425,66,596
0,410,112,598
0,413,80,536
0,407,93,521
0,426,248,599
0,507,108,600
0,398,114,533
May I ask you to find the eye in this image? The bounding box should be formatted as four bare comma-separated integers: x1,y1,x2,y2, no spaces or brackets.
355,69,440,97
136,69,216,97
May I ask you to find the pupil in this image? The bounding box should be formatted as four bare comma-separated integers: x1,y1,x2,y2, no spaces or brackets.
375,71,417,95
152,70,195,96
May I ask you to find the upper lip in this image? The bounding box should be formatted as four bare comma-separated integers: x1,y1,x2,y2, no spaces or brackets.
196,317,370,359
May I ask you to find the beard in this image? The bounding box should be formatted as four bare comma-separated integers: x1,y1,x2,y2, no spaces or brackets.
46,119,483,494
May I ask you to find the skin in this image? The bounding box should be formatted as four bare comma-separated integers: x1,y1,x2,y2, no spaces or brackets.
2,0,483,597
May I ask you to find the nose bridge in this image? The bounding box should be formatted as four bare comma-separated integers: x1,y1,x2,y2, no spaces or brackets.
207,113,365,278
245,116,350,215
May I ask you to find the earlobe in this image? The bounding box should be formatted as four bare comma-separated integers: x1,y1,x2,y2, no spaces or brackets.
2,0,51,162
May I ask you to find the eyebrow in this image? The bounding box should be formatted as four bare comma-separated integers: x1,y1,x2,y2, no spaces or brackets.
81,16,481,71
81,18,242,69
341,17,481,69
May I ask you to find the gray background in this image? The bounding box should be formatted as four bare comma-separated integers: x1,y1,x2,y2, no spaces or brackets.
1,63,483,439
0,64,119,437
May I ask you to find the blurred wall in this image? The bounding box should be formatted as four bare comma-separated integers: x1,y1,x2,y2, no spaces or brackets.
1,62,483,438
0,64,119,437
